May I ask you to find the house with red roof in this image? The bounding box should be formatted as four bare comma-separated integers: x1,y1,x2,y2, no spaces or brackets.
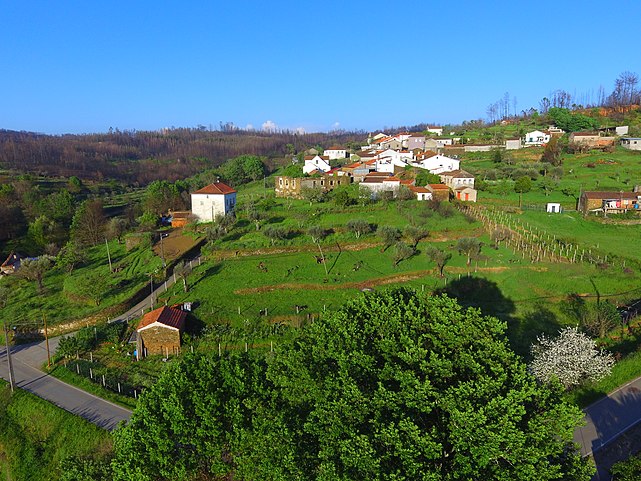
303,155,332,174
136,305,187,357
191,182,237,223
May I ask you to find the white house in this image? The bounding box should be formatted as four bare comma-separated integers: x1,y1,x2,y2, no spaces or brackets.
411,154,460,174
324,146,347,160
621,138,641,151
524,130,551,146
191,182,237,223
409,186,432,201
427,126,443,136
440,170,475,189
303,155,332,174
375,149,413,173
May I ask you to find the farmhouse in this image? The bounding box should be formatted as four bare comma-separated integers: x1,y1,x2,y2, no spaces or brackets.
426,183,451,202
505,138,522,150
409,185,432,201
621,138,641,151
191,182,237,223
578,191,641,214
324,146,347,160
524,130,551,146
275,173,350,198
453,186,478,202
303,155,332,174
439,170,475,189
411,153,460,174
136,305,187,358
427,126,443,136
569,132,614,147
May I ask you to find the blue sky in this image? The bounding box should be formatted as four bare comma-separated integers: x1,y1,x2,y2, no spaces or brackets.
2,0,641,135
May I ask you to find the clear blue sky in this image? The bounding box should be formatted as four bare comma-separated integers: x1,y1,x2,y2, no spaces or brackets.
2,0,641,135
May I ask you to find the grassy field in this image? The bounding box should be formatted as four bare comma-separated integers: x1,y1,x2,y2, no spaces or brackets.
0,381,112,480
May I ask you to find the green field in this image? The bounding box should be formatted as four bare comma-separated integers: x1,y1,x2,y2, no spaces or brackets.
0,381,112,480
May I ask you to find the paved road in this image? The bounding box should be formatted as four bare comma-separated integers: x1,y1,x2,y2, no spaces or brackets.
0,336,132,430
575,377,641,480
0,255,204,431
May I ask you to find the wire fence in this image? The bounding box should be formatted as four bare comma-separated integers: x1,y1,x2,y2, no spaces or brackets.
61,358,144,399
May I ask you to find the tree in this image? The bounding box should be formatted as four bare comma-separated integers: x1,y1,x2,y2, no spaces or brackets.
106,217,129,243
112,353,268,481
70,269,110,306
266,289,593,480
414,170,441,187
456,237,482,266
514,176,532,208
529,326,615,389
538,177,558,196
245,203,263,230
332,188,353,207
71,199,105,246
392,241,415,267
426,246,452,277
143,180,183,215
300,187,325,205
17,255,55,292
377,226,400,252
112,289,592,480
56,240,87,273
403,225,429,248
561,294,619,338
346,219,372,239
307,225,327,244
174,261,191,293
263,226,287,245
611,452,641,480
541,136,562,166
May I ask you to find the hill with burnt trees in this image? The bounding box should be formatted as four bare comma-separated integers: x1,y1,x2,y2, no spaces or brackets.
0,128,366,185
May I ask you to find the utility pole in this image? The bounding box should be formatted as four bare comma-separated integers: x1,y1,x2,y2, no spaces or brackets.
105,238,113,273
3,321,15,392
149,273,154,309
43,314,51,368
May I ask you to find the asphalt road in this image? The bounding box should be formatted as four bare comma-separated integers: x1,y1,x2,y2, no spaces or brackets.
574,377,641,480
0,255,205,431
0,336,132,430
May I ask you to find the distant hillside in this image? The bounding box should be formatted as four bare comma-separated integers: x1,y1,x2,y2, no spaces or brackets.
0,128,365,185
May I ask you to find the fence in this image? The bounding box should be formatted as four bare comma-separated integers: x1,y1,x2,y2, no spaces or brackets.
459,203,638,271
62,358,144,399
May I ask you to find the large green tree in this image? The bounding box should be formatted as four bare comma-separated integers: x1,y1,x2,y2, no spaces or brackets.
112,289,592,480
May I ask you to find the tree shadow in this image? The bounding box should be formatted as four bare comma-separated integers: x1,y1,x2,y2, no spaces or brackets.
189,264,222,290
510,307,562,356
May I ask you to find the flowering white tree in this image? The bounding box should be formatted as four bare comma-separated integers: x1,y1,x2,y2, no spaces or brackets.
529,326,615,389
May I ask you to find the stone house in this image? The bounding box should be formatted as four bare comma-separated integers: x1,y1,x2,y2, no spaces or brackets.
275,173,350,199
578,191,641,214
136,306,187,358
191,182,237,223
426,184,451,202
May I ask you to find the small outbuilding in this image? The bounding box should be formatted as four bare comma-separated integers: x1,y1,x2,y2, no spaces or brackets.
136,306,187,358
546,202,562,213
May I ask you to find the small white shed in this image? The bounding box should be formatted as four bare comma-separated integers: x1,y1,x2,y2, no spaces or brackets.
546,202,562,213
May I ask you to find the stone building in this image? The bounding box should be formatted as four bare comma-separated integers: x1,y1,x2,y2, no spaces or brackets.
136,306,187,358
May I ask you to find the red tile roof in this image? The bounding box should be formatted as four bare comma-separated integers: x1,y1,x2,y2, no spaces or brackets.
137,306,187,331
582,191,640,200
327,146,344,150
428,184,450,190
192,182,236,195
410,186,429,193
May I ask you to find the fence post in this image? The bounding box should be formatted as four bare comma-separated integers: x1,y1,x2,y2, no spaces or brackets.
76,364,80,375
102,375,106,386
134,390,137,399
90,368,93,379
118,382,121,393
